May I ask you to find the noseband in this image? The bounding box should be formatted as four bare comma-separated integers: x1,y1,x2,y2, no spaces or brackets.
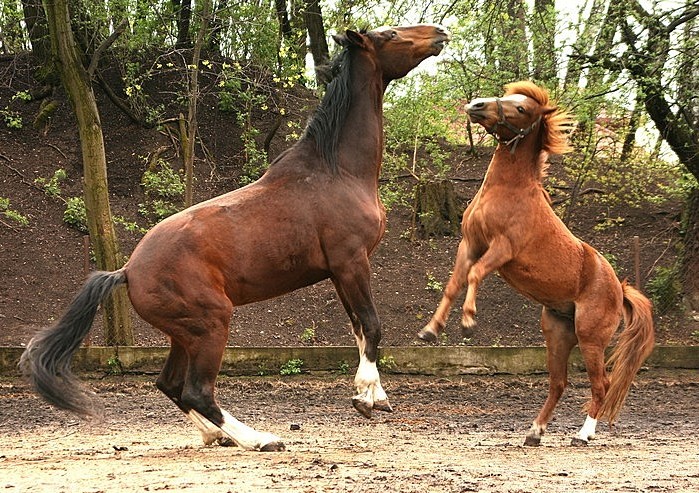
486,98,542,154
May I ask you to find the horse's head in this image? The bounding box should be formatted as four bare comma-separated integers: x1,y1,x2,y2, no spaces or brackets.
333,24,450,84
466,81,573,154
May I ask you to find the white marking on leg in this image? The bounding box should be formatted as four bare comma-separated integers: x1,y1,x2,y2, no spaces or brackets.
577,415,597,442
187,410,225,445
354,353,379,404
190,409,283,451
529,420,546,438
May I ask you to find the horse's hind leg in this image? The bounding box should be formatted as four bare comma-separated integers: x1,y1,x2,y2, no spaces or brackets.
419,239,474,342
156,340,234,446
525,307,577,446
178,326,285,452
573,311,618,446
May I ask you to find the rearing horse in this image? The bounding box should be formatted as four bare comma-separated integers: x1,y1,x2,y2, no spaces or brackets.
418,81,654,446
20,24,450,452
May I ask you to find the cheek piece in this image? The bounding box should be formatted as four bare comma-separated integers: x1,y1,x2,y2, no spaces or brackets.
485,98,542,154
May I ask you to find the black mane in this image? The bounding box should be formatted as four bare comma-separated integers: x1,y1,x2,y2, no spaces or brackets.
301,47,353,172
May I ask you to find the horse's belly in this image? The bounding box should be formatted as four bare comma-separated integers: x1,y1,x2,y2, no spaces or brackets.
498,264,577,306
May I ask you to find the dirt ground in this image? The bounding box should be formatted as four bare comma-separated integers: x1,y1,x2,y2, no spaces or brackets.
1,370,697,492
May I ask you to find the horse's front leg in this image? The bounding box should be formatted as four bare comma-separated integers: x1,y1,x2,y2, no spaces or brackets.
332,259,390,419
462,237,513,329
418,239,474,343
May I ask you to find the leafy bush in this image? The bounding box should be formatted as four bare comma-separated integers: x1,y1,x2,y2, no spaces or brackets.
139,160,185,223
279,358,304,376
646,265,681,314
0,197,29,226
63,196,88,233
34,168,67,198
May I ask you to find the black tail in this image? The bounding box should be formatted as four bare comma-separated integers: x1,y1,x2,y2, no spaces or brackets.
19,270,127,417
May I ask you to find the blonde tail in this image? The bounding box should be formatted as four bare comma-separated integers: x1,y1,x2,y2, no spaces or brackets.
598,281,655,423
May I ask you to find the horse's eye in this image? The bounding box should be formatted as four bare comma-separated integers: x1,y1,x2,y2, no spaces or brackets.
517,106,525,113
391,30,398,38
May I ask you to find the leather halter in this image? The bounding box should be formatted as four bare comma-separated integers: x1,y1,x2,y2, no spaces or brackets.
486,98,542,154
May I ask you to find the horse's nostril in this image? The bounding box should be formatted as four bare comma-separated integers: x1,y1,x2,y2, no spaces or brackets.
471,101,485,109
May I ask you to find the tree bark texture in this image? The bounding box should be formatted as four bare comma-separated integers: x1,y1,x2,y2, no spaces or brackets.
412,180,461,239
43,0,132,345
303,0,330,87
531,0,557,83
682,188,699,310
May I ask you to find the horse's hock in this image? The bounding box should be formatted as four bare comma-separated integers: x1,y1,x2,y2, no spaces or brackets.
412,179,461,238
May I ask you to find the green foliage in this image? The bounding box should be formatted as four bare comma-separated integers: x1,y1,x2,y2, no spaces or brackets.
0,197,28,226
113,215,148,235
383,74,461,181
300,325,316,344
646,265,682,314
337,360,350,375
0,90,32,129
279,358,304,376
139,160,185,223
377,355,397,372
122,61,165,126
425,272,443,292
1,107,22,129
35,169,67,198
63,196,88,233
106,355,124,375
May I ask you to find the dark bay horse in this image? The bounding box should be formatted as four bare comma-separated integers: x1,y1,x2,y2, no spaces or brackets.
418,81,655,446
20,24,450,452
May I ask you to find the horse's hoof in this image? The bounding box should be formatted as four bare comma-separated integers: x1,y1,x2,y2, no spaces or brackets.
259,440,286,452
570,437,589,447
216,436,237,447
352,396,373,419
460,325,475,340
417,327,438,343
523,435,541,447
373,399,393,413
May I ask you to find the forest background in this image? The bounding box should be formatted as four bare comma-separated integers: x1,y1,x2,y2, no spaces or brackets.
0,0,698,348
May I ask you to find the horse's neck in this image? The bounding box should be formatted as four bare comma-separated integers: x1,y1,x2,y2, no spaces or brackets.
482,138,545,190
336,54,385,183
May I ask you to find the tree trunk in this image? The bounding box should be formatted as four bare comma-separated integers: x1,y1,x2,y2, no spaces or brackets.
497,0,528,80
619,92,643,164
44,0,132,345
303,0,330,87
564,0,606,89
682,188,699,310
21,0,52,62
172,0,192,49
182,0,210,208
531,0,557,83
412,180,461,239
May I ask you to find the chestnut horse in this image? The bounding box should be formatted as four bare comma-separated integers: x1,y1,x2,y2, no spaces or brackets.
20,24,450,452
418,81,655,446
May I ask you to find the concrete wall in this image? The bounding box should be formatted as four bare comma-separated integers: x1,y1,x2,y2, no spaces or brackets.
2,345,697,376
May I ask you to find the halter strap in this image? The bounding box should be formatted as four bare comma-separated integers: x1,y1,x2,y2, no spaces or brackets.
486,98,542,154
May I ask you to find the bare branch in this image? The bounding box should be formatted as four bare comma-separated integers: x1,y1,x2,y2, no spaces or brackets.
87,18,128,78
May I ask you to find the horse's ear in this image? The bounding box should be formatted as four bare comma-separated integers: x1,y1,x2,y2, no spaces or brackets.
542,106,557,115
344,29,367,48
332,29,368,49
332,33,347,47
